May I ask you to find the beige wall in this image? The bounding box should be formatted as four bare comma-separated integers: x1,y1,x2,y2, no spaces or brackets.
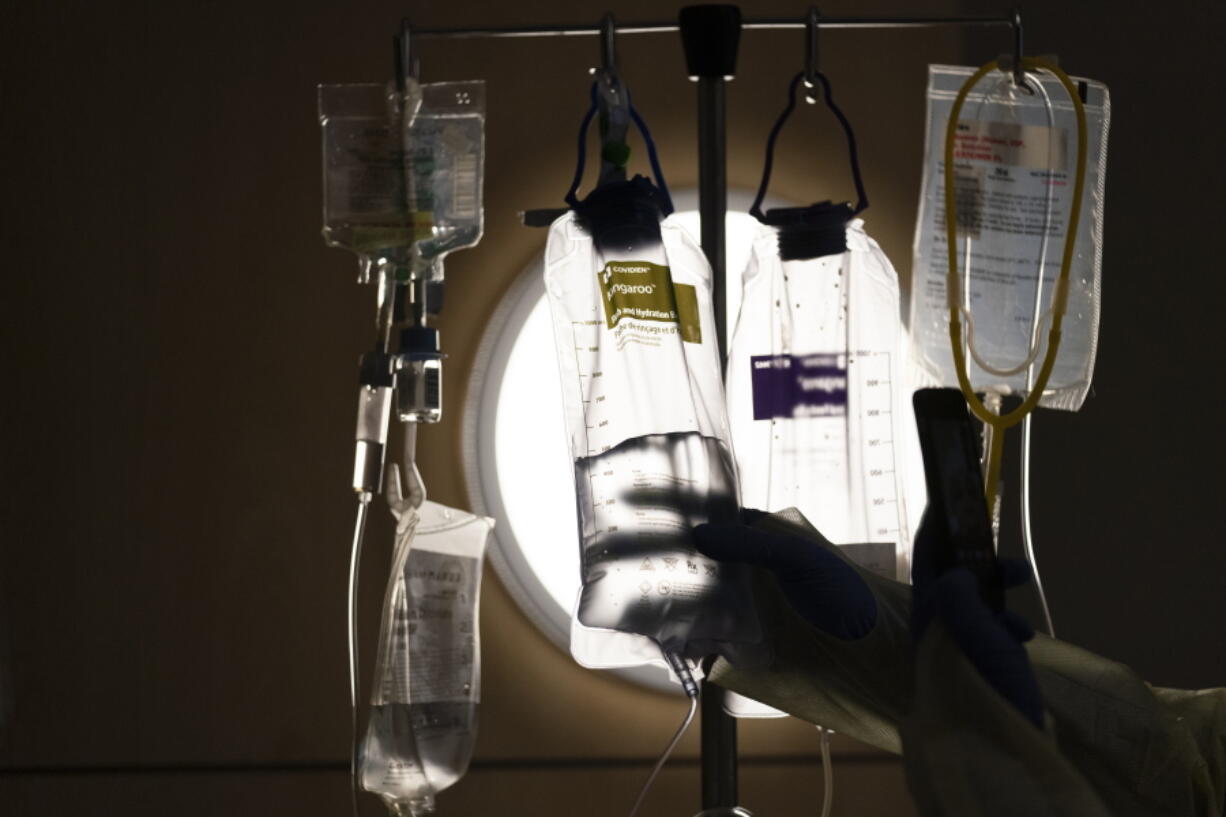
2,0,1223,814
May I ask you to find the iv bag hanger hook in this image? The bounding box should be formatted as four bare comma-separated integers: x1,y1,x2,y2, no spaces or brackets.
592,12,632,186
749,18,868,223
1005,7,1034,92
804,6,820,103
601,11,617,73
1011,7,1026,89
394,18,420,92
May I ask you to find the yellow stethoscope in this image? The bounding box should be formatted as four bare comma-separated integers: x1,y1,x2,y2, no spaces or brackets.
943,57,1089,505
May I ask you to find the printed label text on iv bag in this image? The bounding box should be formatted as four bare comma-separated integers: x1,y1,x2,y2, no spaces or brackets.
923,119,1071,315
597,261,702,345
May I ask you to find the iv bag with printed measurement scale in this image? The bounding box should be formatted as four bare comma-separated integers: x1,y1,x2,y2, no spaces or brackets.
722,219,928,720
319,80,485,282
727,219,927,585
910,65,1110,410
544,199,762,672
359,500,493,817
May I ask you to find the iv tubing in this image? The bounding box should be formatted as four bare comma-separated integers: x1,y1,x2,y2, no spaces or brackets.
626,651,700,817
943,57,1088,504
348,496,371,817
627,694,699,817
1016,78,1059,635
819,727,833,817
1020,414,1055,635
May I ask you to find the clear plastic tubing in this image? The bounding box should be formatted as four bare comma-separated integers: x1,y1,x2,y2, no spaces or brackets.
348,496,371,816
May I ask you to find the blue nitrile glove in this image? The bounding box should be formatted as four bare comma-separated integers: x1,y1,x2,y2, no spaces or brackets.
693,510,877,641
911,510,1045,729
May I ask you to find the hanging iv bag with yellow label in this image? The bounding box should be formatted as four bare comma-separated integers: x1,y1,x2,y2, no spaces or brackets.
544,176,761,672
910,64,1110,409
359,500,492,817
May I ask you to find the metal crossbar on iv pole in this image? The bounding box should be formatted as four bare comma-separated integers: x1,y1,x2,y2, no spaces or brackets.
412,15,1016,39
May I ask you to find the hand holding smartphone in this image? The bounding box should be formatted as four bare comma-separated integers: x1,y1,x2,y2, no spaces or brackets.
912,388,1004,612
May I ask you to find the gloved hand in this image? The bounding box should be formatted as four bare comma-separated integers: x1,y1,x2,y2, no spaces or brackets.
911,511,1045,729
692,510,877,641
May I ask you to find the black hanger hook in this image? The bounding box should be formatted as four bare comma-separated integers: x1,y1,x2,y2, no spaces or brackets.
394,18,419,91
804,7,821,102
750,71,868,222
601,12,618,73
1011,7,1026,89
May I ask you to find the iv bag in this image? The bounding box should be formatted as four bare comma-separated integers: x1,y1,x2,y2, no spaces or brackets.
544,205,761,670
729,219,926,580
319,80,485,281
910,65,1110,410
360,500,492,817
723,219,928,719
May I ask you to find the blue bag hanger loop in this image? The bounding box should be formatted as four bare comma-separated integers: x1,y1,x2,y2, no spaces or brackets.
749,69,869,222
564,80,674,216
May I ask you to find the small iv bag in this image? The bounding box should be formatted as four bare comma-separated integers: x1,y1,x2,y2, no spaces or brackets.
360,500,492,817
318,80,485,281
319,79,486,424
910,65,1110,410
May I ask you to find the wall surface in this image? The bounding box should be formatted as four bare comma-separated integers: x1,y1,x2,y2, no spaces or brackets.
0,0,1222,815
957,0,1226,691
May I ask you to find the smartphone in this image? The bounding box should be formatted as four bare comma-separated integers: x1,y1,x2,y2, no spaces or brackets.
912,388,1004,611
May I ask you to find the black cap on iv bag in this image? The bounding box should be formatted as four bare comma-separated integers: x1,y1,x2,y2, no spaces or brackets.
750,70,869,261
572,177,672,252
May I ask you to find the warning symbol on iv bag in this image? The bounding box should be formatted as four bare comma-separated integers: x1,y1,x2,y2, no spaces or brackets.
639,581,652,596
640,558,655,571
663,557,678,571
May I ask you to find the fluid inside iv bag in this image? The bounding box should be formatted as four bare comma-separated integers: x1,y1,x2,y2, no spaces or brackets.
909,65,1110,410
319,80,485,279
360,501,492,816
545,210,760,665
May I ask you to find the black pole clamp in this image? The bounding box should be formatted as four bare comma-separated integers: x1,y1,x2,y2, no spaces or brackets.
679,5,743,79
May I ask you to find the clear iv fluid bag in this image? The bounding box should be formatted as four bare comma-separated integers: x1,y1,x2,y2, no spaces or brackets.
545,213,760,665
722,220,926,720
362,703,475,812
910,65,1110,410
728,220,927,583
360,501,492,816
319,80,485,278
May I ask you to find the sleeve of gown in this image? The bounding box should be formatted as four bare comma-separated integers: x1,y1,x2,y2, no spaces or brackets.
902,621,1113,817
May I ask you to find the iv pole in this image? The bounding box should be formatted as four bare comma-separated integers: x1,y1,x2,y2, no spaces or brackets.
413,6,1022,814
